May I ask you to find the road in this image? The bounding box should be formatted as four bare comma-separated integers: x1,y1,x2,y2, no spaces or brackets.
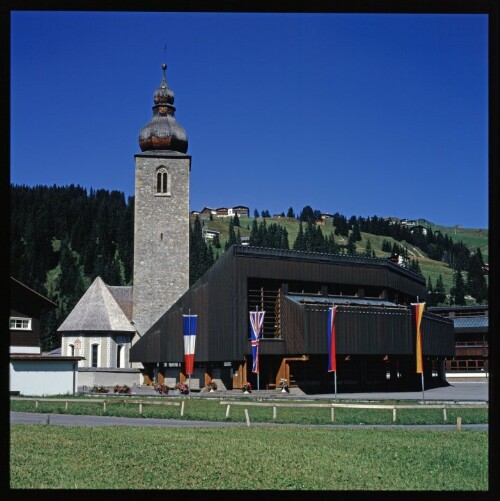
9,411,488,430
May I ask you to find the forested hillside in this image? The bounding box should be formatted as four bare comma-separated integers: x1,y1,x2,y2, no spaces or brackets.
10,185,488,351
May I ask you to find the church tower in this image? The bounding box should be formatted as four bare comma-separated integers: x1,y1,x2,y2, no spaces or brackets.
132,63,191,337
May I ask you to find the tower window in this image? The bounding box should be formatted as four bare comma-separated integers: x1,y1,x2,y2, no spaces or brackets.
156,167,171,196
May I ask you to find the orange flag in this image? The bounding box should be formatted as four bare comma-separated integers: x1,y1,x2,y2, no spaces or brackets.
412,303,425,373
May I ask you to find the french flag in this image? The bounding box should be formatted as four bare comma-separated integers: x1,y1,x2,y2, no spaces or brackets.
183,315,197,376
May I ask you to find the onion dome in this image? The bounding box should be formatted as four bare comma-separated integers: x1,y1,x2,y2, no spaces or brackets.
138,63,188,153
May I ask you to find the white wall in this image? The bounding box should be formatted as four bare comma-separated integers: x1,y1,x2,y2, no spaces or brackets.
10,360,77,396
10,346,41,354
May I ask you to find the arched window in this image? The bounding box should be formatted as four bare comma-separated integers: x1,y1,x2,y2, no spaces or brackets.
69,344,75,357
156,167,170,195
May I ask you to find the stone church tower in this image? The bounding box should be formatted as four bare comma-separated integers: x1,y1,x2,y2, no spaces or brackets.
132,63,191,338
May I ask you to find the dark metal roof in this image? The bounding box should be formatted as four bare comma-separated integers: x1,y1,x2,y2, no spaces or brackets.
285,294,398,307
232,245,426,285
452,316,489,332
428,305,488,314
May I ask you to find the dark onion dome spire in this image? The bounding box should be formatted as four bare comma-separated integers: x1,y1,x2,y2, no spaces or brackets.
138,63,188,153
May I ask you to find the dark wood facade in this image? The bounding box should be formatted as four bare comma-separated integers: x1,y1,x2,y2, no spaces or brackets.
428,305,488,373
10,277,56,350
130,246,454,390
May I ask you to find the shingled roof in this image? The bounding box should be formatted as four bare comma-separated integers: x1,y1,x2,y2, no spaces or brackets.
57,277,135,332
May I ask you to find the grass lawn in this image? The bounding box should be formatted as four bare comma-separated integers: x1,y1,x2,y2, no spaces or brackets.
10,425,488,490
10,397,489,425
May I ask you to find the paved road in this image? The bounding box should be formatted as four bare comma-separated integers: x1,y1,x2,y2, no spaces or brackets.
9,411,488,431
313,381,489,402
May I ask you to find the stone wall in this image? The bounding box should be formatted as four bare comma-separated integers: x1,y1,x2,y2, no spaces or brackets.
132,151,191,337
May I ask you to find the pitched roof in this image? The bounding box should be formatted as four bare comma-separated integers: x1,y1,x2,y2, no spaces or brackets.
57,277,136,332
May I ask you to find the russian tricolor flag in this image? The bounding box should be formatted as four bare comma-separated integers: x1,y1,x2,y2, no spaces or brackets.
327,306,337,372
183,314,197,376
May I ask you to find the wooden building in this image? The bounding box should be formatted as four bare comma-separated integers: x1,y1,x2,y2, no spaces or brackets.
10,277,56,354
428,305,488,374
130,246,454,392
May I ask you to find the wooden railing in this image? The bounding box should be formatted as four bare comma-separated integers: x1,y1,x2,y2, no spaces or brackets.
220,400,487,425
11,397,182,415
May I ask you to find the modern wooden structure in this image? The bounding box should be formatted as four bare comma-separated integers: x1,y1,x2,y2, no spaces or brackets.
130,246,455,392
428,305,488,373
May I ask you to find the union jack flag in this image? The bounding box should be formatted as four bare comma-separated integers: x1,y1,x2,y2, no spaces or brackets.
327,306,337,372
250,310,265,373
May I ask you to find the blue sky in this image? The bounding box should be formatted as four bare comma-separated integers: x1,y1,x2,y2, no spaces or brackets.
10,11,488,228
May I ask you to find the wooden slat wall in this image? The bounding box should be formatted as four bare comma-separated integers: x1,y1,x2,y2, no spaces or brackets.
131,246,435,363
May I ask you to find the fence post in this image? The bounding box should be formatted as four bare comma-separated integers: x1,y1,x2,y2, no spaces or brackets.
331,404,335,422
225,404,231,419
457,417,462,431
103,401,107,412
244,409,251,427
180,400,185,417
392,407,397,423
273,406,277,420
443,407,447,422
65,401,68,411
139,403,143,414
35,400,39,410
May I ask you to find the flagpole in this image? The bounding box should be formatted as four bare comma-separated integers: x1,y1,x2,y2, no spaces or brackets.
334,371,337,399
421,372,425,403
256,305,259,395
188,308,191,399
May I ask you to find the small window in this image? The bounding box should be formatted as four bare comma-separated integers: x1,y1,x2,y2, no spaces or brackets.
91,344,99,368
69,344,75,357
116,345,123,368
9,317,32,330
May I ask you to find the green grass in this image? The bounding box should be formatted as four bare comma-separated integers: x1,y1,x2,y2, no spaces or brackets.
10,425,488,490
10,397,488,425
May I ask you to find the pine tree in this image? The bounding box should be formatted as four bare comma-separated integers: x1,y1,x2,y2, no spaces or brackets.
293,222,306,251
299,205,315,223
364,239,372,257
450,269,467,305
233,213,240,227
287,207,295,218
351,222,362,242
225,218,237,250
346,234,357,255
426,276,437,306
435,274,446,305
466,248,488,303
253,209,259,218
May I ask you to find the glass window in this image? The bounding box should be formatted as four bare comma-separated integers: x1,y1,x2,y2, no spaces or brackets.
116,345,123,368
9,317,32,330
92,344,99,368
156,167,170,195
